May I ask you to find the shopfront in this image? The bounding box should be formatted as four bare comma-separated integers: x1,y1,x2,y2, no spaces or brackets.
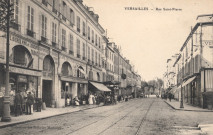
0,64,41,114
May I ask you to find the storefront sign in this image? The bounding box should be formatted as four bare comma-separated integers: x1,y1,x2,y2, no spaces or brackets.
203,40,213,47
9,66,42,76
17,75,27,83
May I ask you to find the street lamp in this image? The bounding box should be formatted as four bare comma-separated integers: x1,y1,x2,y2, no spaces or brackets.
1,0,13,122
180,78,184,108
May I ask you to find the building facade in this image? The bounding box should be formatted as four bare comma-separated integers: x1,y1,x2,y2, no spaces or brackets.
0,0,142,109
165,14,213,108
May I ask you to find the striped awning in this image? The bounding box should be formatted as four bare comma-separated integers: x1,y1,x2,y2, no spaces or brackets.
182,76,196,87
90,82,111,92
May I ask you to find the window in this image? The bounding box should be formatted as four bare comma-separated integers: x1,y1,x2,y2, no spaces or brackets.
52,22,57,43
11,0,19,23
10,0,20,31
62,1,67,21
70,9,75,26
69,34,73,55
83,43,86,60
88,46,90,61
83,21,86,36
95,51,97,65
92,49,94,63
77,39,80,58
27,6,34,31
95,34,97,45
62,29,66,51
77,16,80,32
41,15,47,38
99,54,100,66
88,26,90,40
92,30,94,43
98,37,100,48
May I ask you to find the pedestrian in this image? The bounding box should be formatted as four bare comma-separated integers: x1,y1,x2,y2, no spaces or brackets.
74,96,80,106
169,93,172,102
88,93,93,105
26,92,34,115
14,92,22,116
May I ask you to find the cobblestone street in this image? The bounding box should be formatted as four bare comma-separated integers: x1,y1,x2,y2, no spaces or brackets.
1,98,213,135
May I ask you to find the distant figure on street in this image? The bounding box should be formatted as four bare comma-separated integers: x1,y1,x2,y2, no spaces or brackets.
88,93,94,105
74,96,80,106
168,93,172,102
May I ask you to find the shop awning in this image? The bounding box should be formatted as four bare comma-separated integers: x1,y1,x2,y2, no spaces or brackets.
182,76,196,87
90,82,111,92
169,86,177,94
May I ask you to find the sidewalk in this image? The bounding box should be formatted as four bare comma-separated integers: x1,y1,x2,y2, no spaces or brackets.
0,104,103,128
164,99,213,134
164,99,213,112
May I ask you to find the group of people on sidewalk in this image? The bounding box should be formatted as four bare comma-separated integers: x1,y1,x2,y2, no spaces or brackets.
71,92,122,106
10,91,35,116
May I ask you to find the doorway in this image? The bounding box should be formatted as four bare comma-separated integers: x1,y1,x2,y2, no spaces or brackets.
42,80,52,107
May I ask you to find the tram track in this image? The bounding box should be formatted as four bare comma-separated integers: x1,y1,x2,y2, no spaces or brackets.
65,99,145,135
97,98,155,135
135,99,155,135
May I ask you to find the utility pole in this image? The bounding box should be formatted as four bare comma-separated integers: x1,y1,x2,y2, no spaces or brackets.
1,0,13,122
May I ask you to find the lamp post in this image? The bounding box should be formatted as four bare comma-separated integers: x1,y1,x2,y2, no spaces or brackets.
1,0,12,122
180,78,184,108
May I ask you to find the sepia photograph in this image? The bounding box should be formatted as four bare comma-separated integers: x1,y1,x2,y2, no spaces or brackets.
0,0,213,134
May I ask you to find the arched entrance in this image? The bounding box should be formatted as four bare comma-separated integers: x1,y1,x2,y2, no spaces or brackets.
42,55,55,107
61,62,73,106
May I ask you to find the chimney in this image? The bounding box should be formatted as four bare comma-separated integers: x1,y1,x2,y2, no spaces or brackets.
93,14,99,22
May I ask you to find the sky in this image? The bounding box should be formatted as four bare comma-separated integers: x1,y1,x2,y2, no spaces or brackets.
83,0,213,81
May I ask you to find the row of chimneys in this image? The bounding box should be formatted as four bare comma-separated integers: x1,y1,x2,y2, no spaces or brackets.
74,0,99,22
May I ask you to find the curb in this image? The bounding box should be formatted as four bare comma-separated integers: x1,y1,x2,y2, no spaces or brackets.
164,100,213,112
0,105,104,129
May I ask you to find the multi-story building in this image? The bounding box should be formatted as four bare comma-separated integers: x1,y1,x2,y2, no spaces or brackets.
106,42,114,82
0,0,142,110
0,0,106,108
165,14,213,108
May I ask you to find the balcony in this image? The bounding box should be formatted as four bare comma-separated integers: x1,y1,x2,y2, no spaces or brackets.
62,15,66,21
10,21,20,31
77,28,80,33
69,50,74,55
27,29,35,38
42,0,47,6
61,46,67,51
52,8,57,14
70,22,74,27
52,42,58,48
41,36,47,43
77,54,81,58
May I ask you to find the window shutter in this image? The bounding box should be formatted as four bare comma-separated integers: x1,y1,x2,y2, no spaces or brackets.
55,0,60,11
